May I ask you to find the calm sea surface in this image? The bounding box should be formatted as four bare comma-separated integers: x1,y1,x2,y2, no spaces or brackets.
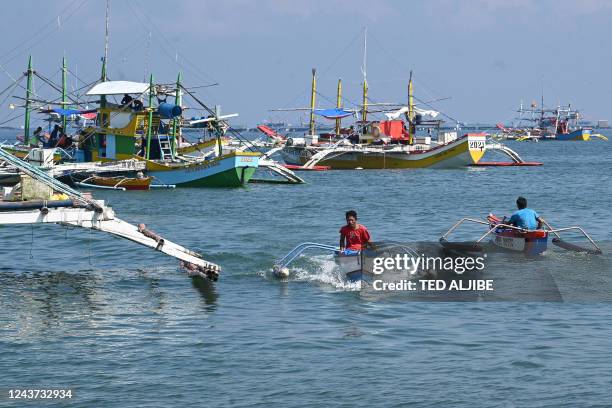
1,129,612,407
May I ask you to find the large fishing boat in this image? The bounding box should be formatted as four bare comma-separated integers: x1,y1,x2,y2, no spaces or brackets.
276,69,487,169
80,78,260,187
497,100,599,141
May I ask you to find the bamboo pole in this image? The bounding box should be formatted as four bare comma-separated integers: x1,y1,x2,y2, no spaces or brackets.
61,56,67,132
24,56,33,140
172,72,182,158
309,68,316,136
146,74,154,160
335,78,342,136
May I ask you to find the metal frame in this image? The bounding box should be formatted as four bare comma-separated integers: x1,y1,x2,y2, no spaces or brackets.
274,242,338,270
440,217,601,253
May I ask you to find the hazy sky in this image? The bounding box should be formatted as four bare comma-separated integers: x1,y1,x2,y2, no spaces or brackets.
1,0,611,127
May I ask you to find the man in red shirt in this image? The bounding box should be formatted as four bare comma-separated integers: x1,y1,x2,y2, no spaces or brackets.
339,210,372,253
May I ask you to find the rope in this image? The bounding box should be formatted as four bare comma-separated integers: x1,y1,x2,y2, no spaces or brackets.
179,85,264,154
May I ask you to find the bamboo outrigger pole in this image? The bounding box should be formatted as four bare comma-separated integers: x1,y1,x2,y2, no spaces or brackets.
145,74,154,160
23,56,33,141
309,68,316,136
335,78,342,136
61,56,68,131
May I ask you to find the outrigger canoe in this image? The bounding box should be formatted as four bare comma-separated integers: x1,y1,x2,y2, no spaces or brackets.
440,214,601,255
272,242,421,282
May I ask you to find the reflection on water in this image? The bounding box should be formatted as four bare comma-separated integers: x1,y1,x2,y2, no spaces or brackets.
191,276,218,310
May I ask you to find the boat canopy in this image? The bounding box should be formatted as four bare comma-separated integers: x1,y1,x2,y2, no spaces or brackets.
314,108,354,119
86,81,150,96
384,106,440,120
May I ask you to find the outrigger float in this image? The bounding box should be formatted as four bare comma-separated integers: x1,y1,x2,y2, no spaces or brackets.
0,147,220,281
440,214,602,255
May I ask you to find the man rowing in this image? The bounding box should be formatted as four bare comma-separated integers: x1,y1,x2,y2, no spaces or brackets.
508,196,543,230
339,210,372,254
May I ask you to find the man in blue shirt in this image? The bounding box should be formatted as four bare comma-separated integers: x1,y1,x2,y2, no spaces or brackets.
508,196,543,230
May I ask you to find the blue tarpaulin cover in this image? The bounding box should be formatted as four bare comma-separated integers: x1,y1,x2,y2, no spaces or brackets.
52,108,83,116
314,108,354,119
52,108,96,116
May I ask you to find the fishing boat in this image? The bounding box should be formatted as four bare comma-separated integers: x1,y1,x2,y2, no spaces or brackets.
75,175,154,191
274,68,490,169
440,215,602,255
77,77,260,187
497,99,600,141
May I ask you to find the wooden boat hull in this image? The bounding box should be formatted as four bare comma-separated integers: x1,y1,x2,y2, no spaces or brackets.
87,176,153,190
555,128,591,141
281,135,478,169
145,151,260,187
335,251,378,282
491,228,548,255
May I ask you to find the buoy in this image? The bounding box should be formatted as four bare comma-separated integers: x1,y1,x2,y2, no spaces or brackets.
273,265,290,278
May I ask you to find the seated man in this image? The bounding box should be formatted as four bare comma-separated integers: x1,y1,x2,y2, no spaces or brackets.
508,196,543,230
121,93,134,107
339,210,372,254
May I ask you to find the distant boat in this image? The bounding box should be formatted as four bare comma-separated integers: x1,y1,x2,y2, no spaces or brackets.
499,99,594,141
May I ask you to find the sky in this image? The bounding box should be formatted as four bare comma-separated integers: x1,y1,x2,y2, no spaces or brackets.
1,0,612,127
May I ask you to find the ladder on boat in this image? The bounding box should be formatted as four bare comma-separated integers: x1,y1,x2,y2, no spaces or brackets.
157,135,174,161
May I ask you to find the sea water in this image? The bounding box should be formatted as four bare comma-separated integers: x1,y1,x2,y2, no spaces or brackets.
1,129,611,407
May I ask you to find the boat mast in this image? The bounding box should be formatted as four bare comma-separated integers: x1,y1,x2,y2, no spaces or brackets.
539,78,544,127
23,55,33,140
61,56,68,131
145,74,154,160
335,78,342,136
100,0,110,108
308,68,316,135
172,71,182,157
408,70,414,144
361,27,368,124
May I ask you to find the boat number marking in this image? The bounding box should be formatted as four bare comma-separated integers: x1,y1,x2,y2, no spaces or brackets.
469,141,486,150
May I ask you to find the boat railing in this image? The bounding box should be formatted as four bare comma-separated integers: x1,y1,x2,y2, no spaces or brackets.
274,242,338,270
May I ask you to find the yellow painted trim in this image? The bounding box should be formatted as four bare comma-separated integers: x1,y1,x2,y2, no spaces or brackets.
295,139,470,169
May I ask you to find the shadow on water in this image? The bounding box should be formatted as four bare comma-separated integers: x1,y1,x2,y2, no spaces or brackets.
191,276,219,310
